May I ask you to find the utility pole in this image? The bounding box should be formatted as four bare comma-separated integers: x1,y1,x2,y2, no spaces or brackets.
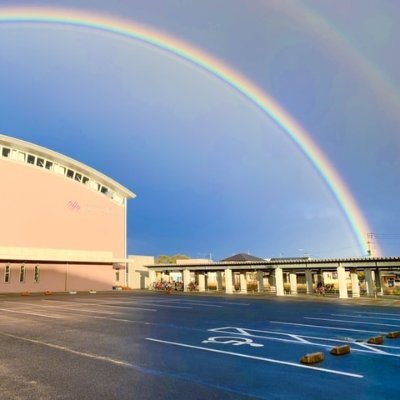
367,233,374,257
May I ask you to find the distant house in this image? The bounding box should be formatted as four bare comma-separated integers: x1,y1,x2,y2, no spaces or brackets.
220,253,265,262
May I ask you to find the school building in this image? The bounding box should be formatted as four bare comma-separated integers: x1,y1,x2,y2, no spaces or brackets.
0,133,135,293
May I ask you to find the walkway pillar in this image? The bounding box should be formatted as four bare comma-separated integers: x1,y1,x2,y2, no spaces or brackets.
257,270,264,292
225,269,233,294
149,270,156,290
240,272,247,293
375,269,384,296
337,265,348,299
305,269,313,294
350,268,360,298
198,272,205,292
275,267,285,296
216,271,223,291
183,269,191,292
289,272,297,295
365,269,374,296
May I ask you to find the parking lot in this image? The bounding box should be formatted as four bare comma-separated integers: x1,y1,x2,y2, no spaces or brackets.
0,291,399,399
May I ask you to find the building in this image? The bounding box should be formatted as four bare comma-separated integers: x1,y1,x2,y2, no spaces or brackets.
0,133,135,293
146,254,400,298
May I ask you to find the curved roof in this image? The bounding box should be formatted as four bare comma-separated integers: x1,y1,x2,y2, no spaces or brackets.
0,133,135,200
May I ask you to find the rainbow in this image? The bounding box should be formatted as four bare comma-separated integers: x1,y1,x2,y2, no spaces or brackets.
268,0,400,125
0,6,379,256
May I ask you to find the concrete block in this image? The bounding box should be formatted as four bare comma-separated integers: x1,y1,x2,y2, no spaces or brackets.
330,345,351,355
300,352,324,364
367,335,384,345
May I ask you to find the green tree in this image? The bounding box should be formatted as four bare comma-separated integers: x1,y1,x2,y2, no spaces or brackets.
156,254,190,264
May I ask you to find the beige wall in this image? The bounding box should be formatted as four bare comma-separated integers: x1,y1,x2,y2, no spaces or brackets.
0,158,126,258
0,262,118,293
176,258,212,264
127,255,155,289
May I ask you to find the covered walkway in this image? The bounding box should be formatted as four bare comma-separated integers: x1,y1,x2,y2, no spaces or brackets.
146,256,400,299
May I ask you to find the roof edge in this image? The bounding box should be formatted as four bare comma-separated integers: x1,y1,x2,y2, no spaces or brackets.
0,133,135,199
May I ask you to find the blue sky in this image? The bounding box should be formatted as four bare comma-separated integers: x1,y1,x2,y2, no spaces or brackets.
0,0,399,260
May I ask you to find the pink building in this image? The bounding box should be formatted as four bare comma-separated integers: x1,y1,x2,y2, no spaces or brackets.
0,134,135,293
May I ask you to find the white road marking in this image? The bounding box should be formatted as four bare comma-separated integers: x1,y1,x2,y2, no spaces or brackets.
145,338,363,379
355,342,388,354
331,313,400,322
208,327,400,356
144,299,250,306
92,316,152,324
269,321,381,334
209,327,341,343
132,302,192,310
345,311,400,317
160,300,223,308
0,308,62,319
0,331,132,367
289,335,310,343
46,299,186,310
39,305,125,315
41,300,157,312
305,317,400,328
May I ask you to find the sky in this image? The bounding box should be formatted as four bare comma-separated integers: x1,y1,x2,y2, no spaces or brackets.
0,0,399,260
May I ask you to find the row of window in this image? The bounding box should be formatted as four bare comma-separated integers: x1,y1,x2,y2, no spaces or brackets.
3,265,40,283
0,145,124,204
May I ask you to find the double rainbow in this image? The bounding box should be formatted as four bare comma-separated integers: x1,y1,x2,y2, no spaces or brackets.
0,6,378,256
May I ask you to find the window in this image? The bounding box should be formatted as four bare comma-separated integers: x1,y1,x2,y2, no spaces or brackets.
34,265,40,283
54,164,65,175
87,180,99,191
112,193,123,204
82,176,89,184
100,186,108,194
11,150,25,161
74,173,82,182
66,169,74,179
115,269,120,282
36,158,45,167
27,154,35,164
20,265,25,283
2,147,10,158
4,265,10,283
45,160,53,170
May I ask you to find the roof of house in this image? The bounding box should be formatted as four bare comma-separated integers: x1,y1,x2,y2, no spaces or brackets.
220,253,265,262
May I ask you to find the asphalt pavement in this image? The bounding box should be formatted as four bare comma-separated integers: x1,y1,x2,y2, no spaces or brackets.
0,290,399,399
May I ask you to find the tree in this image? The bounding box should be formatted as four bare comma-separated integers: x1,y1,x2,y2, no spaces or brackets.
156,254,190,264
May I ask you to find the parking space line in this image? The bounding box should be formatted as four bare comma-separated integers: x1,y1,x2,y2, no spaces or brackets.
64,300,184,310
0,308,62,319
346,311,400,317
331,314,400,322
0,331,132,367
269,321,381,334
92,316,152,324
37,304,128,315
305,317,400,328
355,342,388,354
145,338,363,379
132,303,192,309
208,326,400,357
41,300,157,312
157,300,223,308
